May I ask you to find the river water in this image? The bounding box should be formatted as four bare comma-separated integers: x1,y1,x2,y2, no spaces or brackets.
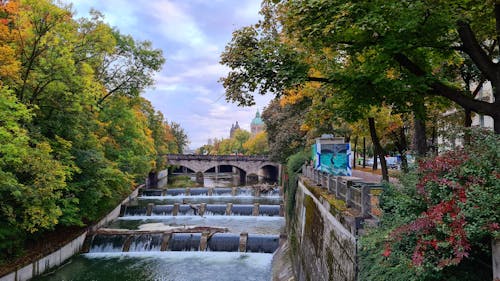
34,173,283,281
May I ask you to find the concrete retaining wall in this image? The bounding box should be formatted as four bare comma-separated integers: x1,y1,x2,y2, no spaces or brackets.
0,232,87,281
0,185,142,281
157,169,168,188
290,179,357,281
90,186,141,232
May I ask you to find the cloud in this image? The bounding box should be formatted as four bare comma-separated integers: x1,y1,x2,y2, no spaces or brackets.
145,1,210,48
154,63,228,91
69,0,270,150
234,1,262,23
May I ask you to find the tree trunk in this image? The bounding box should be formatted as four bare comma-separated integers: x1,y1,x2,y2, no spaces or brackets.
495,115,500,134
399,126,409,173
353,136,358,169
368,118,389,181
362,137,366,168
413,111,428,157
464,108,472,145
392,126,409,173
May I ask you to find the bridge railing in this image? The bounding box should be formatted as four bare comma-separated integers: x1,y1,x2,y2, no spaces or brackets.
166,154,270,161
302,165,383,220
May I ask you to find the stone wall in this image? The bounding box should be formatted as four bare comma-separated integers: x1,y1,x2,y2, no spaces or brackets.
290,179,357,281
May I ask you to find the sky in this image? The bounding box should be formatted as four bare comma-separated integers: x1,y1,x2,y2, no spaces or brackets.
67,0,272,149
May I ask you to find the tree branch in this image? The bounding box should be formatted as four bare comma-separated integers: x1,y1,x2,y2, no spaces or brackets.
471,78,486,98
393,53,499,118
306,76,333,83
393,53,426,76
457,20,497,82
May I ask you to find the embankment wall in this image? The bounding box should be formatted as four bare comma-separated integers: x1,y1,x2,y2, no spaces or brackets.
289,179,357,281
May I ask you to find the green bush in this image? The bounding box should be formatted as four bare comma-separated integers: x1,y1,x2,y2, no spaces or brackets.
360,129,499,280
285,149,310,218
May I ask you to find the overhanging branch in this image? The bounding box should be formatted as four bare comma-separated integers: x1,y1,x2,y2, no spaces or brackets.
457,20,497,82
393,53,498,117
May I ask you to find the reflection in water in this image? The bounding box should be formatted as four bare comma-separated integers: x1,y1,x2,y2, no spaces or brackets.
203,172,242,187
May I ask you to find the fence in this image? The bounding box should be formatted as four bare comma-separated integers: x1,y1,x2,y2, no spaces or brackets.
302,165,383,220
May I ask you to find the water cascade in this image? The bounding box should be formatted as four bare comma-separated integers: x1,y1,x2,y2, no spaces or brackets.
36,173,284,280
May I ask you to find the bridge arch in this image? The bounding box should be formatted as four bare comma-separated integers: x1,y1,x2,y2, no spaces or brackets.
202,164,248,174
203,164,248,185
165,154,280,185
258,164,279,183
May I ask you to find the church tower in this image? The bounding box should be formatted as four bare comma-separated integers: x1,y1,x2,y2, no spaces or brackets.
230,121,240,138
251,110,265,136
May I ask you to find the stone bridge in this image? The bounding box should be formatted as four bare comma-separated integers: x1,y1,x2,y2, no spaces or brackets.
165,154,280,184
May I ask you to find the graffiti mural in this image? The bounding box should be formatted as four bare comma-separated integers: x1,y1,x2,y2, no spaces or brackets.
312,143,351,176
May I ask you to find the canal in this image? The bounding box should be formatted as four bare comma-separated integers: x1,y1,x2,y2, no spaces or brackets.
34,173,284,281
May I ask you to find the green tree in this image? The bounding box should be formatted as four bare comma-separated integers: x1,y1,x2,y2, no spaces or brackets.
278,0,499,132
0,87,72,256
99,96,156,182
232,128,251,154
0,0,175,263
96,30,165,105
170,121,189,154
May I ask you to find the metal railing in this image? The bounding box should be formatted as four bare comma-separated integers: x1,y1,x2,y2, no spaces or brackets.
302,165,383,219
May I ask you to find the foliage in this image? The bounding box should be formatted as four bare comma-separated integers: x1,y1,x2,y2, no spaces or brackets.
220,0,500,169
0,0,185,263
243,131,269,155
169,121,189,154
99,96,156,182
196,129,251,155
285,149,310,218
278,0,499,130
262,99,308,163
96,28,165,105
360,129,499,280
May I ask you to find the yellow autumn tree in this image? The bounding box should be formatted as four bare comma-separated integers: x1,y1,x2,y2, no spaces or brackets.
243,131,269,155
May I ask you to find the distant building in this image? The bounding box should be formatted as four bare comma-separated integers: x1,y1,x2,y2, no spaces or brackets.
230,121,240,138
251,110,265,136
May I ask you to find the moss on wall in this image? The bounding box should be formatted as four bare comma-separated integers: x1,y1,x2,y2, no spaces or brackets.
326,248,334,281
304,195,324,258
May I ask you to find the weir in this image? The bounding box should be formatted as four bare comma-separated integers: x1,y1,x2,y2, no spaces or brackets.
121,203,283,217
17,173,285,281
85,232,280,254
